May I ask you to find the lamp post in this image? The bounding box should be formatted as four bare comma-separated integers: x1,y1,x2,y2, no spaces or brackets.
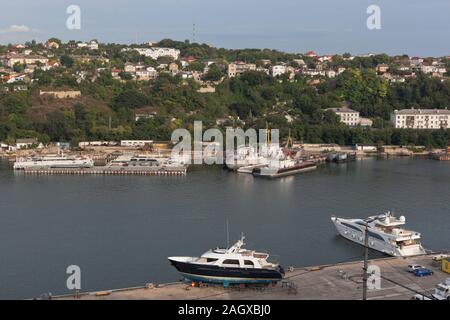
363,217,376,301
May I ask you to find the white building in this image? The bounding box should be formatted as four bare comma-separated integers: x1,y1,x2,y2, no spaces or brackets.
391,108,450,129
78,141,118,148
129,47,180,60
271,65,287,77
326,107,360,127
120,140,154,147
15,138,42,149
1,142,11,151
228,62,256,78
88,40,99,50
359,117,373,127
5,54,49,67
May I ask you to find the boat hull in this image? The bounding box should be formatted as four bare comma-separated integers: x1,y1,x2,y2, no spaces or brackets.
253,162,317,178
169,259,284,284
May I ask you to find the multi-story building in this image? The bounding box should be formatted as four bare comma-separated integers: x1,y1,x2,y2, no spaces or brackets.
228,62,256,77
326,107,360,127
124,63,136,73
271,65,287,77
130,47,181,60
391,108,450,129
5,54,49,67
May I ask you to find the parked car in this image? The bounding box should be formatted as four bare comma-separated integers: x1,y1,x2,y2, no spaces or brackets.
414,268,434,277
407,264,425,273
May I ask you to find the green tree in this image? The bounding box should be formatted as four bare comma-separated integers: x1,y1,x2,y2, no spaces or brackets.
202,64,224,81
60,55,74,68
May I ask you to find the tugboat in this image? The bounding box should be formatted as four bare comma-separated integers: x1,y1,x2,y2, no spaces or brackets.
331,211,427,257
168,236,285,286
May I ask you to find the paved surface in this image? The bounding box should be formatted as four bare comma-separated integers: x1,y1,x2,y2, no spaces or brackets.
56,255,448,300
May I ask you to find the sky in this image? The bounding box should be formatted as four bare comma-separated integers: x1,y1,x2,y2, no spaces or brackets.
0,0,449,56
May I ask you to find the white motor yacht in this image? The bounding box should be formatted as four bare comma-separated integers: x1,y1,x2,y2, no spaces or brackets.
331,211,427,257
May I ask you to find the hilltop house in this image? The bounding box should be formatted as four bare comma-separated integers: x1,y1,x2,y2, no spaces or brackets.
376,64,389,74
134,106,159,121
228,62,256,78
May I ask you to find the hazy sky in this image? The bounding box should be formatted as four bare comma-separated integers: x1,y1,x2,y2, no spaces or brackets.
0,0,449,56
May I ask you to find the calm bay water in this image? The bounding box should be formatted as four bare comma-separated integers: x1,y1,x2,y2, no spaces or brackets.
0,158,449,299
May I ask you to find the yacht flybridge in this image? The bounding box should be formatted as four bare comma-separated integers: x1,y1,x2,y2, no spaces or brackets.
331,211,427,257
168,236,285,285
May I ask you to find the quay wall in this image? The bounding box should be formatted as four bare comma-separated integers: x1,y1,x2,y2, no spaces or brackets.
50,253,450,300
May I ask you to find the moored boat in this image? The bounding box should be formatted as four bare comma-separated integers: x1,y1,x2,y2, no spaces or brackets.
13,154,94,170
225,145,269,171
168,236,284,285
252,159,317,178
331,211,427,257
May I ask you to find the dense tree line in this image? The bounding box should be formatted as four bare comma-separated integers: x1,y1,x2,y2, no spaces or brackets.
1,41,450,148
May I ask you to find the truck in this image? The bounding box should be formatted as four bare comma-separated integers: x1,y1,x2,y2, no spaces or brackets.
432,278,450,300
442,258,450,274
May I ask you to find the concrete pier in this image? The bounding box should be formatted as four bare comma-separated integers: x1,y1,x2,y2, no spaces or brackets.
54,254,449,300
20,166,187,176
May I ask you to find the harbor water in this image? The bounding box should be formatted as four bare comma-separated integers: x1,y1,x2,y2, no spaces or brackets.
0,158,449,299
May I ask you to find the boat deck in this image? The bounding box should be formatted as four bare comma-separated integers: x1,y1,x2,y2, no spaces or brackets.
54,254,448,300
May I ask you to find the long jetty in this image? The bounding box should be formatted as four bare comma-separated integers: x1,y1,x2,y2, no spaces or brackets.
21,166,187,176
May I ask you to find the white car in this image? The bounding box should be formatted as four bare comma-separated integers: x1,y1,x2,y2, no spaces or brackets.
407,264,425,273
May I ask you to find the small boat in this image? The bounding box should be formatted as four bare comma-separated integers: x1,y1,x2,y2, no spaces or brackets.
252,159,317,178
327,152,356,163
327,152,338,162
335,152,348,163
331,211,427,257
168,236,285,285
